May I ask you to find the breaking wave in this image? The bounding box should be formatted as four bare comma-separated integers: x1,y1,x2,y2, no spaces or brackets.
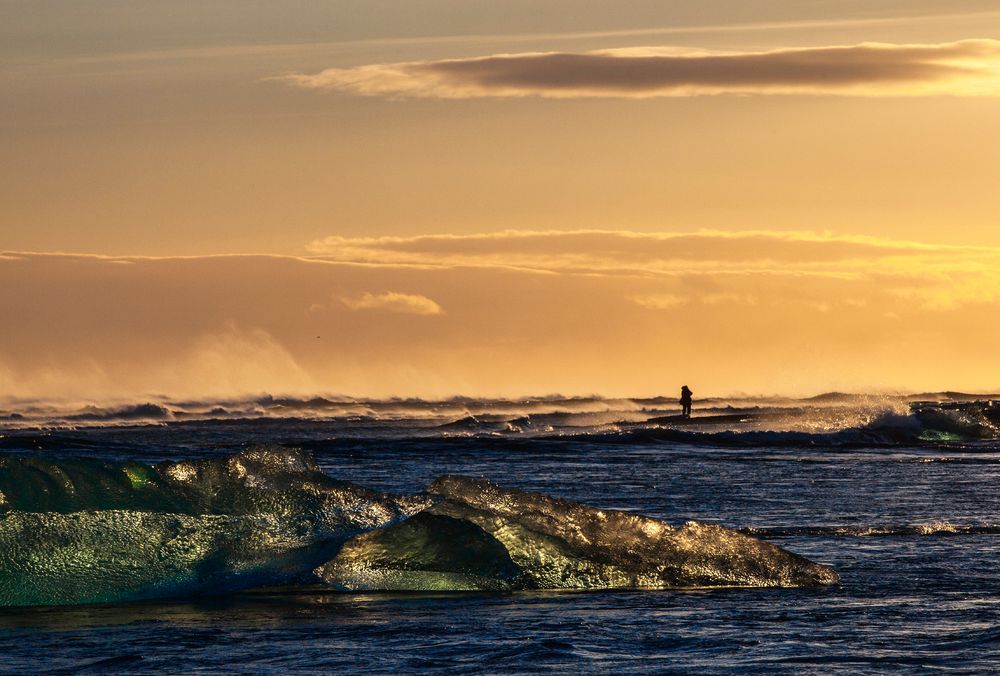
569,400,1000,447
67,403,174,422
2,393,998,448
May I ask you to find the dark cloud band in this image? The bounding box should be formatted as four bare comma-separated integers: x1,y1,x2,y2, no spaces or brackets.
281,40,1000,98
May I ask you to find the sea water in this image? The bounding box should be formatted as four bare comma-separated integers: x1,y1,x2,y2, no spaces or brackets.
1,394,999,673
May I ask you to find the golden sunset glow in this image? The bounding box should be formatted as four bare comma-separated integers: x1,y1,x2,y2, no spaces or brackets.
3,1,1000,401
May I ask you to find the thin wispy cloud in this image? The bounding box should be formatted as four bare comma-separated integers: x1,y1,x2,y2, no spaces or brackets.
306,229,1000,278
281,40,1000,99
306,229,1000,311
631,292,760,310
340,291,445,315
630,294,687,310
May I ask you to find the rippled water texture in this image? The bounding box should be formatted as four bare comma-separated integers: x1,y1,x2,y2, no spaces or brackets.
2,396,1000,673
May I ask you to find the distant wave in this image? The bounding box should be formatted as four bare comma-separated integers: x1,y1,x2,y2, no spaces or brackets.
558,401,1000,447
2,394,998,447
67,403,173,422
745,522,1000,538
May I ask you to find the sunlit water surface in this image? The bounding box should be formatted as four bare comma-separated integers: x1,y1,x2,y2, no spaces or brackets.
2,407,1000,673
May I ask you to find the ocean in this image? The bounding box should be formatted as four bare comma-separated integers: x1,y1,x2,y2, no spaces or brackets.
1,393,999,673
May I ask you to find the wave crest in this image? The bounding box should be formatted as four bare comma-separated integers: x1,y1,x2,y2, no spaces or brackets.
744,522,1000,538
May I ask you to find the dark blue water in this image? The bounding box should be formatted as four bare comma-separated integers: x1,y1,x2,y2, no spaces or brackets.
2,407,1000,673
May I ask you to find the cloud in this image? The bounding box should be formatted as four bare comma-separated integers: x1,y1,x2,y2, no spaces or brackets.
3,243,1000,400
341,291,444,315
630,292,759,309
306,229,1000,314
306,229,999,280
702,293,759,306
631,293,686,310
279,39,1000,99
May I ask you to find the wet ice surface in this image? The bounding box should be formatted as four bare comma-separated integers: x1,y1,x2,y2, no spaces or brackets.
2,417,1000,673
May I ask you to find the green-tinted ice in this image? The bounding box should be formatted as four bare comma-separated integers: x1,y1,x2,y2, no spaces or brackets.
0,449,426,607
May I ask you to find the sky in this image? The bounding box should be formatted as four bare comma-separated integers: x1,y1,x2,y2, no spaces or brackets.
2,1,999,400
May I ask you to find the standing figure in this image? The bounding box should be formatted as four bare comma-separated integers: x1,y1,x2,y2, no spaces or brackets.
680,385,693,418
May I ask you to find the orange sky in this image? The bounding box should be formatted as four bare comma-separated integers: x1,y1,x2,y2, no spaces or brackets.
2,2,999,400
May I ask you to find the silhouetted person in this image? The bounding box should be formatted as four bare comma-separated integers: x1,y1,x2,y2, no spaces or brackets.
680,385,693,418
